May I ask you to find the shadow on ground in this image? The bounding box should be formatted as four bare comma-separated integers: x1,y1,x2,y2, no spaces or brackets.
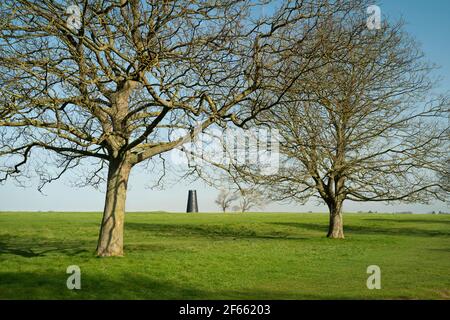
125,222,307,240
270,222,450,238
0,270,354,300
0,234,92,258
363,218,450,225
0,222,304,259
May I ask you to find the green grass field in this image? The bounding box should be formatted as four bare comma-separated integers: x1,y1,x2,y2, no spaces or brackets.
0,212,449,299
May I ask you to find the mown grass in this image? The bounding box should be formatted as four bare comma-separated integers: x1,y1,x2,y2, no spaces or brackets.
0,212,449,299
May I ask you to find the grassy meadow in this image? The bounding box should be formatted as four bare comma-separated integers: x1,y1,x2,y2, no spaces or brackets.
0,212,449,299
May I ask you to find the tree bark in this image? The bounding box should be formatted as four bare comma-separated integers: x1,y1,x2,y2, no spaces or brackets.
327,200,345,239
96,157,131,257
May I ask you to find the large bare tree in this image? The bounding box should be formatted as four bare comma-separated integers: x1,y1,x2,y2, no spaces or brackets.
226,8,450,238
0,0,341,256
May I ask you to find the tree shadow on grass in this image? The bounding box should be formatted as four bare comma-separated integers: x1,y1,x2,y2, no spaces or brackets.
125,222,307,241
0,234,92,258
0,270,359,300
269,222,450,238
0,229,220,259
0,271,210,299
363,218,450,225
429,248,450,253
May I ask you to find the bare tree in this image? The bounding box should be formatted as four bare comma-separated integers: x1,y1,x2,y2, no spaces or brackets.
0,0,335,256
233,188,267,212
229,8,450,237
215,189,238,213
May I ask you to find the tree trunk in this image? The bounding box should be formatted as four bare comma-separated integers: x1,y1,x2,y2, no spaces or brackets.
327,200,345,239
96,158,131,257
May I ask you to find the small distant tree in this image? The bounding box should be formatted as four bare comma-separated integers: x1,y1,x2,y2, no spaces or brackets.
215,189,238,213
235,188,267,212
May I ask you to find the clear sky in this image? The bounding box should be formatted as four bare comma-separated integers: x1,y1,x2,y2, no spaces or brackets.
1,0,449,213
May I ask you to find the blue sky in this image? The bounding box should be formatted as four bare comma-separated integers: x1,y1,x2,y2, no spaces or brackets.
1,0,449,213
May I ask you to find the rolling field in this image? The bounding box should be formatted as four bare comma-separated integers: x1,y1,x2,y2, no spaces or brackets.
0,212,449,299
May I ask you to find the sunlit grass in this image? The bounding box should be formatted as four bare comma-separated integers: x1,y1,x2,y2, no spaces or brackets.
0,212,449,299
